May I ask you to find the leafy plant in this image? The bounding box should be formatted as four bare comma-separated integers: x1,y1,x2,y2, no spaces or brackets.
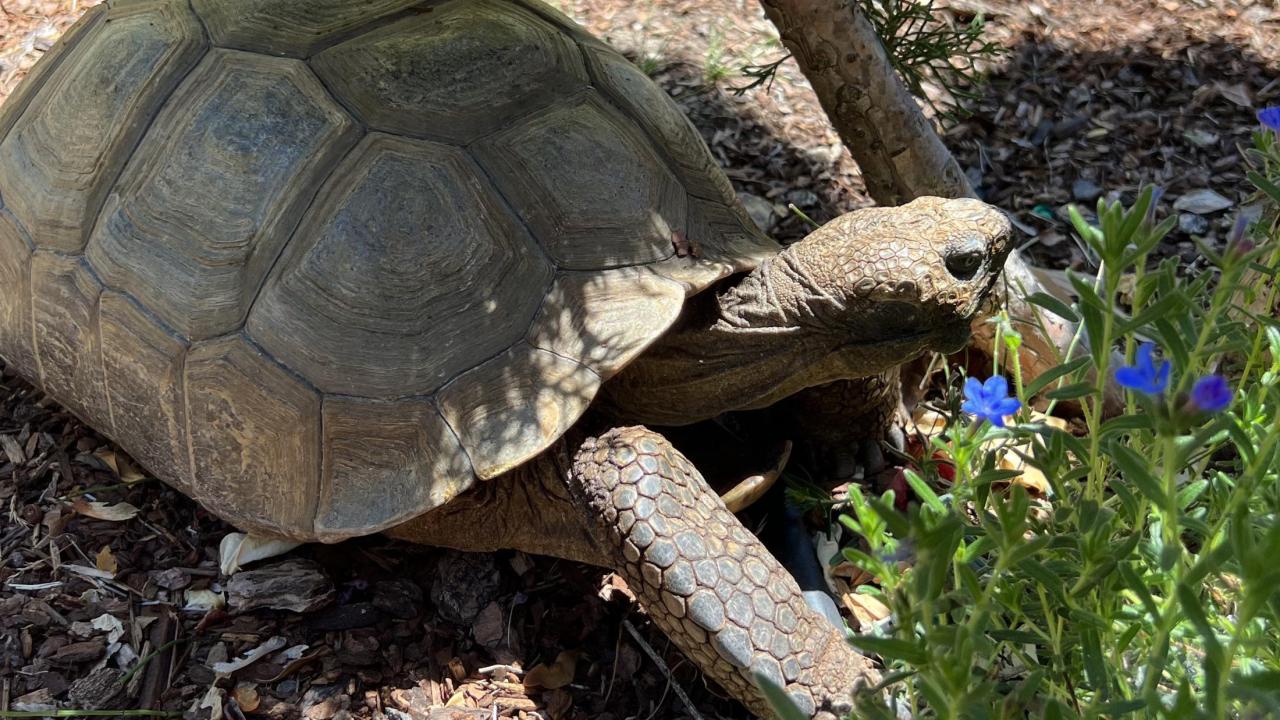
764,117,1280,718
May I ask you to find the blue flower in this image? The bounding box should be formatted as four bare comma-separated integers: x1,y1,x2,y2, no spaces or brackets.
962,375,1021,427
1189,375,1232,413
1115,343,1171,395
1259,106,1280,132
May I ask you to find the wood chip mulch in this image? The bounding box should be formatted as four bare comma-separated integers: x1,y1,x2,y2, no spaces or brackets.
2,1,1279,718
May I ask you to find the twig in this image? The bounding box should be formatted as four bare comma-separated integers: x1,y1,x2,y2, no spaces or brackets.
120,637,184,688
622,619,706,720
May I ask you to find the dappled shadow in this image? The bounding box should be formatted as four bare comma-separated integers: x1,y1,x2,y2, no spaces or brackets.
943,29,1277,269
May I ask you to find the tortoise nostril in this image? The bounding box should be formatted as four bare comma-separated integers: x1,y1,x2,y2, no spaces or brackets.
945,249,984,282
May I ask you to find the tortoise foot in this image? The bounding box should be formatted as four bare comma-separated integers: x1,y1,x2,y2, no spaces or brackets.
567,426,879,719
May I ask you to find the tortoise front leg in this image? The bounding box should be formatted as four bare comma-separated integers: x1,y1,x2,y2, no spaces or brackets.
566,427,879,719
780,371,907,482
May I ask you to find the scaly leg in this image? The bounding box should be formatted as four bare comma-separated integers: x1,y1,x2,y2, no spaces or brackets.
781,371,906,481
566,426,879,719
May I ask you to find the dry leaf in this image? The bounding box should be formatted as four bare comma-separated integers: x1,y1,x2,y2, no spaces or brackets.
197,685,224,720
524,650,580,690
71,499,139,522
546,688,574,720
91,613,125,644
841,590,892,631
62,563,115,581
117,454,147,483
94,449,119,474
218,532,300,576
95,546,117,576
211,635,287,675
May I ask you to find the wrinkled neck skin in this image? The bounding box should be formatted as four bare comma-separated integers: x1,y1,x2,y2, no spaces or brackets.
600,247,932,426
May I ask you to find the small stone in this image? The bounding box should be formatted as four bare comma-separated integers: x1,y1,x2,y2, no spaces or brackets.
1071,179,1103,202
1178,212,1209,235
737,192,777,231
1173,188,1233,214
372,579,424,619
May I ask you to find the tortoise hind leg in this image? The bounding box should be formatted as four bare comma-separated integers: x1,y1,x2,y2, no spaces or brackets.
567,426,879,719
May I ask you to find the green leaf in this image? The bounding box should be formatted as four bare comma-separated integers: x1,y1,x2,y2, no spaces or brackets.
987,629,1043,644
1081,627,1108,694
753,673,807,720
1118,563,1160,619
1100,413,1156,437
1005,533,1052,567
1108,442,1167,506
849,635,929,665
1247,170,1280,204
1043,382,1094,401
903,469,945,514
1095,699,1147,715
1026,291,1080,323
1024,356,1092,399
1175,479,1209,509
1176,583,1223,661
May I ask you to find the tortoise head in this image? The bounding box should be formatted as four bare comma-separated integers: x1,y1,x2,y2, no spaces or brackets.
786,196,1013,367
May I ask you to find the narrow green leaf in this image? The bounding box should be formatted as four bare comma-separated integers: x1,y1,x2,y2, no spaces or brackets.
1095,699,1147,715
903,469,945,514
1026,291,1080,322
1025,356,1092,399
1100,414,1156,437
1176,584,1223,661
849,635,929,665
1044,382,1095,401
1081,627,1108,694
1108,442,1167,506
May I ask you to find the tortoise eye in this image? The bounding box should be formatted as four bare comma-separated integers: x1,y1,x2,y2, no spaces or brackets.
944,247,985,282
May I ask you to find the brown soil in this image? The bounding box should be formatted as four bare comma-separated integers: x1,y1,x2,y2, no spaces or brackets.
2,1,1277,719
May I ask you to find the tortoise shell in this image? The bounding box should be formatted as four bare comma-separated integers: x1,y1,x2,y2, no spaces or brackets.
0,0,780,540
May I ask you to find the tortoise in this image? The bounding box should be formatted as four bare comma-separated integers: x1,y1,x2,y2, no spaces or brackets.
0,0,1012,716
